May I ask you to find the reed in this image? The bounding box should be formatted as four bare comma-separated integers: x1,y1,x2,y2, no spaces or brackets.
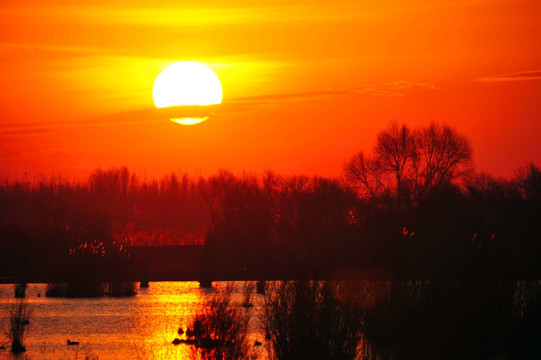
262,280,363,360
107,281,138,297
4,299,31,353
45,282,66,297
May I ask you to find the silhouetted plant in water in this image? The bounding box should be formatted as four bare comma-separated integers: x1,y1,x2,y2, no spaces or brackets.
45,282,67,297
263,281,363,360
42,205,137,297
13,283,26,298
45,280,108,298
361,280,541,359
45,282,64,297
64,279,107,298
4,299,31,353
107,281,137,297
183,284,250,359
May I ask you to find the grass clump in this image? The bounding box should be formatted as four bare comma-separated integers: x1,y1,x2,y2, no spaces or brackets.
45,282,67,297
263,280,363,360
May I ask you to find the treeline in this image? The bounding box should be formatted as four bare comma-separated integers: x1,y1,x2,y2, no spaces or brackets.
0,122,540,280
0,168,208,246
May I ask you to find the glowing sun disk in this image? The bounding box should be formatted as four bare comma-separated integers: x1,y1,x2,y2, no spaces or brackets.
153,61,222,125
153,62,222,107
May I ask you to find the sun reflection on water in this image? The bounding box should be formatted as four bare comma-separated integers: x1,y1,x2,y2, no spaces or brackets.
131,281,204,359
170,117,208,125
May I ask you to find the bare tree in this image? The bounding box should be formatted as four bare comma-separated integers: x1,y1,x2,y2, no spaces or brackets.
344,152,383,199
515,163,541,201
88,166,138,197
344,122,472,206
374,123,417,204
413,122,472,199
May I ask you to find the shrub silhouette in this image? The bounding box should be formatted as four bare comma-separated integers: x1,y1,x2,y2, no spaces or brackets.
4,299,31,353
184,284,250,359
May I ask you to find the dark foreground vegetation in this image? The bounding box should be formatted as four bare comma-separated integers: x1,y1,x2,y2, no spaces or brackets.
264,280,540,359
166,279,541,360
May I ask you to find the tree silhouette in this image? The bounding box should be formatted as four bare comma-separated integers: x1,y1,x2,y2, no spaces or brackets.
344,122,472,208
414,122,472,199
374,123,417,205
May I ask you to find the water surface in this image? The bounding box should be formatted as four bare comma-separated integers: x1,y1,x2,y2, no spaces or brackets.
0,282,265,360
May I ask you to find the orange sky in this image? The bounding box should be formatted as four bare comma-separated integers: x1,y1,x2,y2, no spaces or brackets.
1,0,541,180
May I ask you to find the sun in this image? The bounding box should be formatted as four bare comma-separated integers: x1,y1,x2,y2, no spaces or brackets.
153,61,222,125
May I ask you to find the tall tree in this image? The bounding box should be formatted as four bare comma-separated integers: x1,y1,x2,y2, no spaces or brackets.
413,122,472,199
344,122,472,207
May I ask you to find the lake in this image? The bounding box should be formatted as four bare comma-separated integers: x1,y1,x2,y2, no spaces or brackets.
0,282,266,360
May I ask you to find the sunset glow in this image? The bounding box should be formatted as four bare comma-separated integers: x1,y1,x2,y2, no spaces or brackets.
0,0,541,360
2,2,541,358
0,0,540,178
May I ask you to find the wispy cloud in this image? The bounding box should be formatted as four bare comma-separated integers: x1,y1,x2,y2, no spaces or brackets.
361,81,438,96
0,128,53,136
231,89,359,103
476,70,541,83
232,81,438,103
0,80,438,136
0,105,224,136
